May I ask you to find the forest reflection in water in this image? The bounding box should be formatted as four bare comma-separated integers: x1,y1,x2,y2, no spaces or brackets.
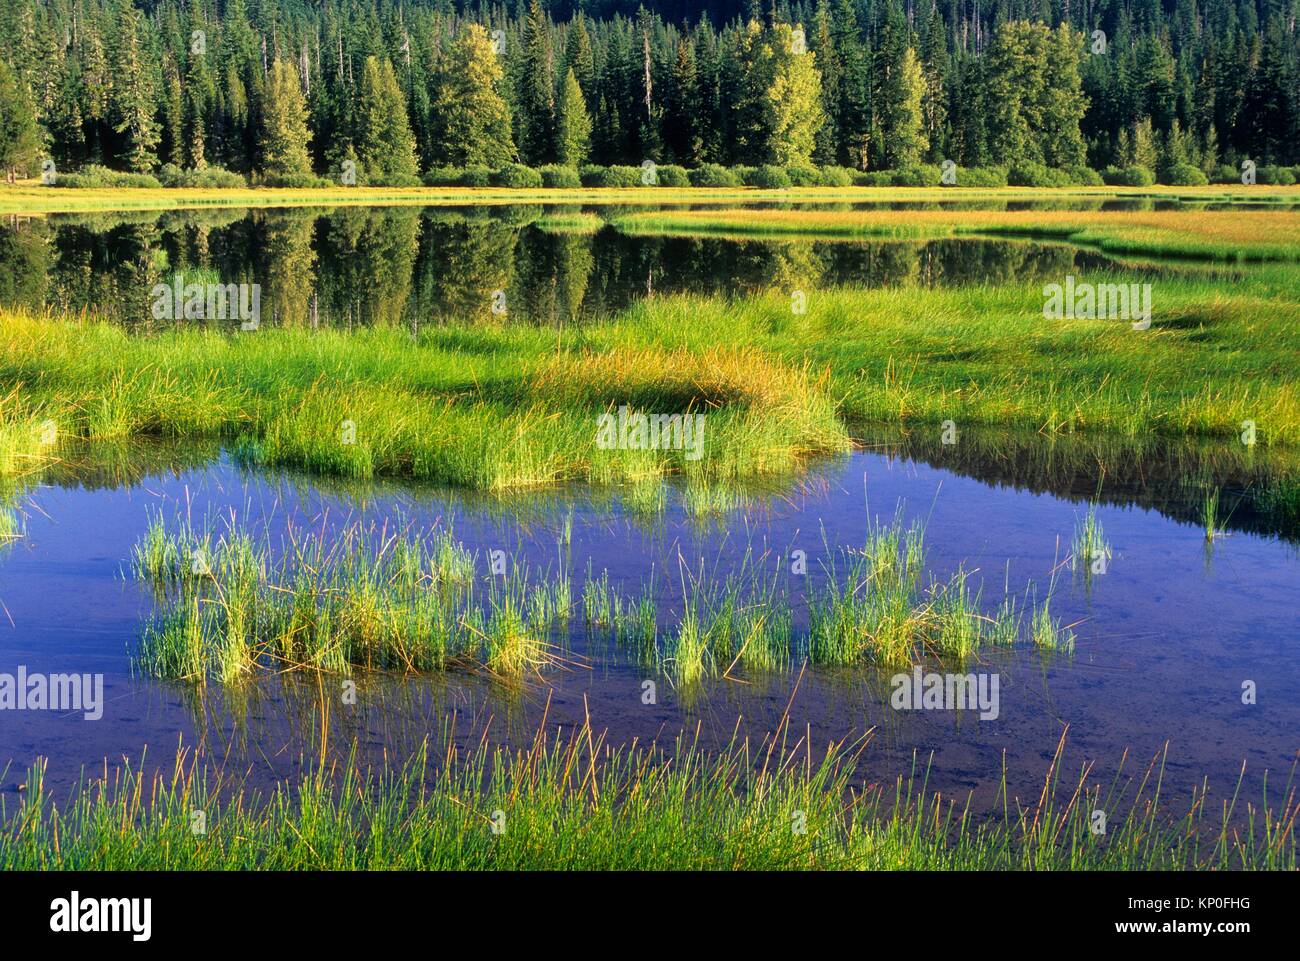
0,203,1138,329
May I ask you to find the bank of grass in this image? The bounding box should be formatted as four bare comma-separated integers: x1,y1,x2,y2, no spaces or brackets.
0,310,849,489
612,206,1300,261
534,211,607,234
3,255,1299,492
2,722,1293,870
613,280,1300,447
3,182,1299,217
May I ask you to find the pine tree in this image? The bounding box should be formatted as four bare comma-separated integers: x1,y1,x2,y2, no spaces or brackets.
0,60,41,181
919,4,948,162
518,0,555,164
259,60,313,178
830,0,869,168
110,6,160,172
764,23,825,166
563,15,595,109
1040,24,1088,168
429,25,516,168
880,47,928,168
665,38,700,165
981,21,1047,169
555,68,592,166
356,56,419,181
162,59,185,167
809,1,839,165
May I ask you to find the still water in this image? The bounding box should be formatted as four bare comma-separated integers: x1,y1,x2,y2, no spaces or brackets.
1,432,1295,813
0,202,1200,329
0,202,1293,819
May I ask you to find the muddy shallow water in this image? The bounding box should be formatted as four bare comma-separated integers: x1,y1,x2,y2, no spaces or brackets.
1,433,1295,815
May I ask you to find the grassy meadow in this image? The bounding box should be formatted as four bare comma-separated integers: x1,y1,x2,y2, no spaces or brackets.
2,240,1298,495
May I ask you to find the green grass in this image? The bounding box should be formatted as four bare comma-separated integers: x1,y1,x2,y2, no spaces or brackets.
132,515,571,682
612,206,1300,261
1,312,849,490
5,203,1300,501
534,212,607,234
2,722,1293,870
1070,504,1112,576
133,512,1074,686
3,181,1298,217
1203,485,1228,542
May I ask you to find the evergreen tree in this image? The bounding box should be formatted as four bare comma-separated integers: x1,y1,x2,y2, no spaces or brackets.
665,38,700,165
563,15,595,109
259,60,313,178
880,47,928,168
429,25,516,168
1040,24,1088,168
764,23,825,166
110,6,160,171
555,68,592,166
0,60,41,181
982,21,1047,168
518,0,555,164
356,56,419,181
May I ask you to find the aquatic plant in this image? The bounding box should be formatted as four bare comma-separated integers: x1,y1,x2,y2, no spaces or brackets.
1070,504,1112,575
133,517,569,682
131,514,1081,686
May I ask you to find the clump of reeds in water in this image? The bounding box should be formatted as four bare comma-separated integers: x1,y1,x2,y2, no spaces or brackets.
1202,485,1228,542
0,495,22,543
805,515,1064,666
1070,504,1111,578
135,512,1077,688
579,516,1076,683
132,514,570,683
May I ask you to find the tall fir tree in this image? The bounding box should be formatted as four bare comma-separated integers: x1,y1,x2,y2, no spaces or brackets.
428,25,516,168
110,5,160,172
518,0,555,165
259,60,313,178
555,68,592,166
356,56,419,181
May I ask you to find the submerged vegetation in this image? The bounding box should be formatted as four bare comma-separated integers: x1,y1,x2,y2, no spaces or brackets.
2,724,1293,870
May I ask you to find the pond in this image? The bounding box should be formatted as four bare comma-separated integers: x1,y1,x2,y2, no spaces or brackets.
2,429,1295,814
0,200,1294,826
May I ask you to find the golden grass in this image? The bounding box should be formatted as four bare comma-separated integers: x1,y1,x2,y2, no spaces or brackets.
3,181,1298,216
613,206,1300,258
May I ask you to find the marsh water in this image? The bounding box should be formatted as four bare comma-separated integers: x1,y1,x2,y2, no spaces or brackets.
1,200,1296,819
0,199,1240,329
